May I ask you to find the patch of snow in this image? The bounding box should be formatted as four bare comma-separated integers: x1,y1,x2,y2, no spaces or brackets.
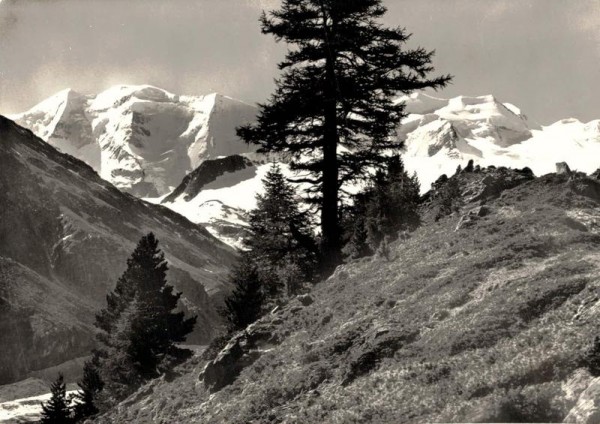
0,391,77,423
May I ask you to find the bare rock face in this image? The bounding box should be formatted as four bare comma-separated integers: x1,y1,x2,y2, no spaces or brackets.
163,155,255,203
464,167,535,203
563,369,593,404
199,294,317,393
557,161,572,175
564,376,600,423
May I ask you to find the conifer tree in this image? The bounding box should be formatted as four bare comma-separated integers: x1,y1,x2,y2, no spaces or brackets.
97,298,144,402
93,233,196,402
71,360,104,421
342,210,372,261
246,164,317,296
40,374,73,424
344,156,420,254
223,253,265,332
238,0,451,271
364,156,421,248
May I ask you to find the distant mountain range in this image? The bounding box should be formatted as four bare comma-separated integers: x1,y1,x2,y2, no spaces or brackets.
10,86,600,247
398,92,600,189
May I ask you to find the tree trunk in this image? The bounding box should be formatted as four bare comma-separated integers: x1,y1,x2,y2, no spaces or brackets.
320,35,341,273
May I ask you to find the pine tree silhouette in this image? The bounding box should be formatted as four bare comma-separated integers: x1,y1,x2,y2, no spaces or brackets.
246,164,317,297
223,254,265,332
40,374,73,424
364,156,421,249
238,0,450,272
71,360,104,421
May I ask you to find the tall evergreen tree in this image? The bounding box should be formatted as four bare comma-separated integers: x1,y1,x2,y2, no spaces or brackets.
93,233,196,402
223,253,265,332
246,164,318,296
40,374,73,424
238,0,450,271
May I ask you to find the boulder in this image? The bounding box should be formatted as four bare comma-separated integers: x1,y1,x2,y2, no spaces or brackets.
564,376,600,423
297,294,314,306
464,168,534,204
200,317,284,393
471,205,491,217
455,215,476,231
455,206,491,231
556,162,572,175
562,368,593,403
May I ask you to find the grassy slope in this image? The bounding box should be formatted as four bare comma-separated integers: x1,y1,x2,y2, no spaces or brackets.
98,172,600,423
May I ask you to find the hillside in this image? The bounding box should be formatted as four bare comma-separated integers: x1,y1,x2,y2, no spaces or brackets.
96,166,600,423
0,116,237,385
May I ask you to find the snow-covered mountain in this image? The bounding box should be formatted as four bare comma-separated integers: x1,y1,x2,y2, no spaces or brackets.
399,92,600,190
11,88,600,247
147,154,294,249
9,85,258,197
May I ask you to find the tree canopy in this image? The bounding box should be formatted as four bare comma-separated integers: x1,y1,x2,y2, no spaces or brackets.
238,0,450,271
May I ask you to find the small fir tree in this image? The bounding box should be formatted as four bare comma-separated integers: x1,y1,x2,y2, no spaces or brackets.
71,360,104,421
93,233,196,403
342,214,373,261
464,159,474,173
97,298,144,403
40,374,73,424
363,156,421,250
245,164,317,298
223,254,265,332
435,177,462,220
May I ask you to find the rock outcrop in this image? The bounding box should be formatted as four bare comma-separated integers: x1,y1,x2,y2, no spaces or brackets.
557,161,573,175
565,376,600,423
200,313,284,393
163,155,255,203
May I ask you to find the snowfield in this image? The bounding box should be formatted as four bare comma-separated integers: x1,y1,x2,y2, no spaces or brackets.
0,391,77,423
399,93,600,191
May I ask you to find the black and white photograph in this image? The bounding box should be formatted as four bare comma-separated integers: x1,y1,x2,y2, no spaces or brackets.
1,0,600,422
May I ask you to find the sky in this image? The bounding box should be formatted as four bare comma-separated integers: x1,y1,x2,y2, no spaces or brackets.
0,0,599,124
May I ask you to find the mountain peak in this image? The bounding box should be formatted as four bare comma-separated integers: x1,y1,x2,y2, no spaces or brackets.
90,84,178,111
10,86,258,197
